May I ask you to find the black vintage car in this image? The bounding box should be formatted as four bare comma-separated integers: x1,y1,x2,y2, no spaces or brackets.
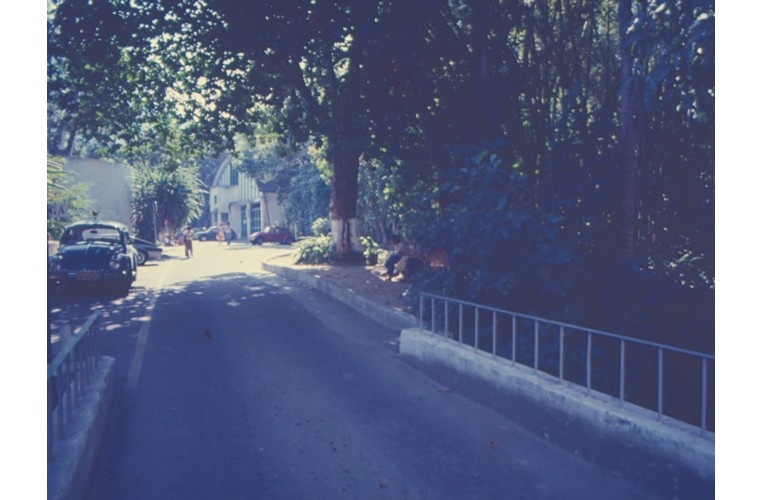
48,220,138,295
130,237,163,265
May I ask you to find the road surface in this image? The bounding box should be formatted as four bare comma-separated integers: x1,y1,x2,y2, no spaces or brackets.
54,242,657,499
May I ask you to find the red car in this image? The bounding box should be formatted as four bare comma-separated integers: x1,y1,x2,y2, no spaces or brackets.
248,226,295,245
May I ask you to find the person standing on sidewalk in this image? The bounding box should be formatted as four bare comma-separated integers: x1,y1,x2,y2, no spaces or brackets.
183,226,194,258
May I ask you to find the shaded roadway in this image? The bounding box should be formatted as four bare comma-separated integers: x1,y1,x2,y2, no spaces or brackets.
72,243,661,499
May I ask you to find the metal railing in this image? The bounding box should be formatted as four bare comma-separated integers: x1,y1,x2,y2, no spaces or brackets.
418,293,714,436
47,312,102,457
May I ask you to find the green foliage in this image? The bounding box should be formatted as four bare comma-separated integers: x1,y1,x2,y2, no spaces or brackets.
311,217,331,237
47,155,69,191
358,236,383,266
46,155,93,238
293,235,335,265
433,150,579,317
132,163,206,241
47,0,714,346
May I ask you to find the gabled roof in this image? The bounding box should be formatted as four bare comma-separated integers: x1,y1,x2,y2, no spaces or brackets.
210,153,278,193
210,153,233,188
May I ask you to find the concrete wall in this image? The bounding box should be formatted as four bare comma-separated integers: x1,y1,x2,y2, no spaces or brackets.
261,191,285,228
399,327,715,483
63,158,133,227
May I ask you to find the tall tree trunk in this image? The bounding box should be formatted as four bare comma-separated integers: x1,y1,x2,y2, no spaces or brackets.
618,0,639,261
328,137,363,261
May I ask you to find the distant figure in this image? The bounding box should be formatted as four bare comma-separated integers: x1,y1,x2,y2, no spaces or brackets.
224,222,233,246
183,226,194,258
216,223,225,245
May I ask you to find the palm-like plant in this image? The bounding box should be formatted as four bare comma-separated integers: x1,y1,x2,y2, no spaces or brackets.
132,163,206,241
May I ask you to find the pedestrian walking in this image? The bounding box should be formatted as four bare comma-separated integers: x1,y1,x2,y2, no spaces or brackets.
224,222,233,246
183,226,194,258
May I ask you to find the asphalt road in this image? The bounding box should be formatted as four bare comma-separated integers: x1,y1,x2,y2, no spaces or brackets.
53,242,655,499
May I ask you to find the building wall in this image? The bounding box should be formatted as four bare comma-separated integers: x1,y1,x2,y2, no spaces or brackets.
209,157,287,239
63,158,133,227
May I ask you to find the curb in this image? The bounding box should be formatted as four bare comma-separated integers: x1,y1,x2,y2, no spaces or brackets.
262,261,417,331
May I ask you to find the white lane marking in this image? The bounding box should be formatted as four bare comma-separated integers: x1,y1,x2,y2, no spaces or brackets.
126,260,172,390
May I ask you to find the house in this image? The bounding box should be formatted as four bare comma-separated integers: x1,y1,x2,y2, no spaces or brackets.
208,154,287,239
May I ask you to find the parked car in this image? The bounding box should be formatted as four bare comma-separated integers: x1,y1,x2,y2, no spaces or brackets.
195,226,237,241
130,237,163,265
48,220,138,295
249,226,295,245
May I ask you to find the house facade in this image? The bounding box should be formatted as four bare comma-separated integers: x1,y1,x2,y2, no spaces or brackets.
209,154,286,239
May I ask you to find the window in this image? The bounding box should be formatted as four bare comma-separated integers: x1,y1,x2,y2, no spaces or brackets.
240,206,247,237
250,205,261,232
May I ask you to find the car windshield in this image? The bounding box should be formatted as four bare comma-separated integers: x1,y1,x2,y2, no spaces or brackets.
61,226,122,245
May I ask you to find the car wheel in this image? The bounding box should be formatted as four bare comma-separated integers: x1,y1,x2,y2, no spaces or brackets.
199,235,208,241
282,236,293,245
254,237,264,245
136,251,147,266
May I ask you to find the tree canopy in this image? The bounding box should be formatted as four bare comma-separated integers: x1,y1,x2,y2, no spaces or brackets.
48,0,714,346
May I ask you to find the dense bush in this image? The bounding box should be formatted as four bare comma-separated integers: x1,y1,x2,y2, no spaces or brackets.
293,235,335,265
431,151,579,318
311,217,331,236
359,236,385,266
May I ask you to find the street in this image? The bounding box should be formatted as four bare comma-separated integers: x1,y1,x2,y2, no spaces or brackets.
52,242,654,499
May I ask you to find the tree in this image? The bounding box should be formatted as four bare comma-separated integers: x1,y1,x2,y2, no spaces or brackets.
132,162,206,241
48,0,714,338
47,155,94,239
126,0,449,259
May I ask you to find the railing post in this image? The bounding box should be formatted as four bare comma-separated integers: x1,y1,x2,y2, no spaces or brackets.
534,320,539,374
559,326,565,382
75,344,83,402
586,332,592,395
48,377,55,456
619,340,626,406
419,294,423,328
492,311,497,356
444,300,449,339
701,357,708,436
65,357,73,425
55,365,64,439
458,304,463,344
657,348,664,420
474,307,479,350
430,296,435,334
511,315,516,365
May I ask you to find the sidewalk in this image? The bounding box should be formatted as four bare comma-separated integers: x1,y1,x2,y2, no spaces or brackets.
262,253,418,331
